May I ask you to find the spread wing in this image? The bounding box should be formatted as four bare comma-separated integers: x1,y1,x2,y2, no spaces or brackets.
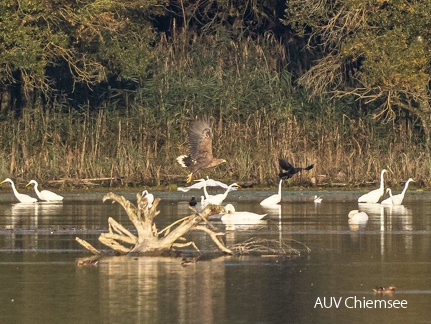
189,116,213,165
279,158,293,172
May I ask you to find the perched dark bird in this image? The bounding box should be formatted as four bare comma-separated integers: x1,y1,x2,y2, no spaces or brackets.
278,158,314,180
177,116,226,183
189,196,197,207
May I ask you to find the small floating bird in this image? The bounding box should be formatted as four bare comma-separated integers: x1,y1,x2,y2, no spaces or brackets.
204,183,240,205
142,190,154,208
348,209,369,222
358,169,387,203
381,178,414,206
260,179,283,206
221,204,267,223
278,158,314,180
314,195,322,203
373,285,396,294
0,178,37,203
26,180,64,202
189,196,197,207
177,116,226,183
181,256,199,266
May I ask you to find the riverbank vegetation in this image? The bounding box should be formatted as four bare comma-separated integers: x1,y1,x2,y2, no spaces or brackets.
0,1,430,188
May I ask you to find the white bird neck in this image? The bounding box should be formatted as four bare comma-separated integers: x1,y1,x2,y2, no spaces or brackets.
33,183,41,196
9,181,20,197
400,179,412,196
202,181,209,198
278,179,282,196
221,184,234,199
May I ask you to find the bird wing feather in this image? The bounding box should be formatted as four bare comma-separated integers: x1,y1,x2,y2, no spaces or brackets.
189,117,213,164
279,158,293,171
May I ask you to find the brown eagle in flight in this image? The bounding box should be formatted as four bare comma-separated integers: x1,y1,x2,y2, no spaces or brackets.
177,116,226,183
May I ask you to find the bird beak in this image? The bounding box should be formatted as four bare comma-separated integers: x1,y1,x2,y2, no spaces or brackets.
25,182,31,187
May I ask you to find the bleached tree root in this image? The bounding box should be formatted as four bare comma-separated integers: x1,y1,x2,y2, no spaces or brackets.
76,192,233,256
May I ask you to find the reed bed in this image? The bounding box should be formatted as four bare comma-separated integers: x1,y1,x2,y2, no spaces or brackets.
0,32,428,189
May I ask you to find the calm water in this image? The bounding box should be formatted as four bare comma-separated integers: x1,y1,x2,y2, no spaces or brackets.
0,189,430,323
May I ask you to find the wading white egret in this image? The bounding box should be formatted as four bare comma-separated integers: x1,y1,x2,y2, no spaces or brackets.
260,179,283,206
26,180,64,202
221,204,267,223
142,190,154,208
278,158,314,180
176,116,226,183
1,178,37,203
381,178,414,205
348,209,369,222
358,169,387,203
204,183,240,205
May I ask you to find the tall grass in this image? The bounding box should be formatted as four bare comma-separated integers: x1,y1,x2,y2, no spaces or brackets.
0,31,428,189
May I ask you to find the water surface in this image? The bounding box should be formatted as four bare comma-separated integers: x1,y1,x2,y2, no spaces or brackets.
0,189,430,323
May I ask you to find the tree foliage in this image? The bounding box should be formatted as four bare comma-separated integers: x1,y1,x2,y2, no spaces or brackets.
0,0,165,111
283,0,431,143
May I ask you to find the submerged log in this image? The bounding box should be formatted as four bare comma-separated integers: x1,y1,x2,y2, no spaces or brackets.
76,192,233,256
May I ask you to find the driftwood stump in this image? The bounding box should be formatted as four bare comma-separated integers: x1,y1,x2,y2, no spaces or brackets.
76,192,232,256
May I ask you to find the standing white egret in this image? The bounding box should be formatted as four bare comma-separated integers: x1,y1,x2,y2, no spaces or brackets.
142,190,154,208
26,180,63,202
381,178,414,205
348,210,369,222
221,204,267,223
260,179,283,206
1,178,37,203
204,183,240,205
358,169,387,203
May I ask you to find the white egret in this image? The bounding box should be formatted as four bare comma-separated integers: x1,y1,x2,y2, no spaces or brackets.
381,178,414,205
358,169,387,203
142,190,154,208
260,179,283,206
26,180,64,202
1,178,37,203
314,195,322,203
221,204,267,223
204,183,240,205
177,176,234,192
348,209,369,222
